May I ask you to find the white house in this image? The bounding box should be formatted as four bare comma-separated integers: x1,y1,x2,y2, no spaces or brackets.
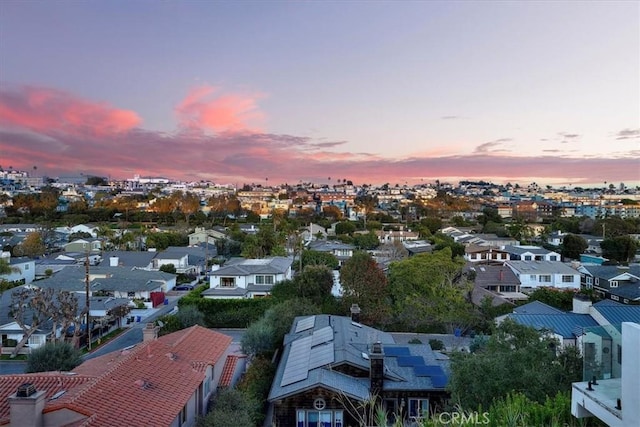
505,260,581,289
502,245,561,261
203,257,293,299
0,253,36,285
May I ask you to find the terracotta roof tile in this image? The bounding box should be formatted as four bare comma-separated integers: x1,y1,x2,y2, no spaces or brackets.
219,354,241,388
0,326,232,426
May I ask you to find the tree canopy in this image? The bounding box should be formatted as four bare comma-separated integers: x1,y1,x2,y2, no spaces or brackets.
601,235,638,264
560,233,588,260
449,319,582,409
339,251,391,326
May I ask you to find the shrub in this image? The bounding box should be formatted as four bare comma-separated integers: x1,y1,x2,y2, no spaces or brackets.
429,339,445,350
26,342,83,373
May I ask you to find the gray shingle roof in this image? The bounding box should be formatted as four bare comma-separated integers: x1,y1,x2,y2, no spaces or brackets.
213,257,293,276
269,315,449,402
36,265,174,293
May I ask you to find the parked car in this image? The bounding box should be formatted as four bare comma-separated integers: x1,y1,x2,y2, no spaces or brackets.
174,284,195,291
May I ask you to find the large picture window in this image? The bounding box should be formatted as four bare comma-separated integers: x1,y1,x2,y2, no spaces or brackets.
296,410,343,427
221,277,235,288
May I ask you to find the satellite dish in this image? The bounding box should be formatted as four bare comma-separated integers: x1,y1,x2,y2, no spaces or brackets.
157,320,164,328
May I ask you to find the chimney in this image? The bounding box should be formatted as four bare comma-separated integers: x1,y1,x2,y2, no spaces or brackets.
350,304,361,323
369,342,384,396
9,383,45,427
109,256,119,267
572,293,592,314
142,323,159,342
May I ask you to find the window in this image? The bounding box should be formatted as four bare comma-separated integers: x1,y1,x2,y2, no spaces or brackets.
540,275,551,283
24,264,29,270
617,344,622,364
296,410,343,427
127,291,136,298
549,256,558,261
255,275,274,285
610,281,618,288
562,275,574,283
178,405,187,426
409,398,429,419
529,275,536,281
221,277,235,288
586,276,593,285
524,256,532,261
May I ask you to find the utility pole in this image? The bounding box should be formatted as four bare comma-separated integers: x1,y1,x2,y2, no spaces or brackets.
85,251,91,351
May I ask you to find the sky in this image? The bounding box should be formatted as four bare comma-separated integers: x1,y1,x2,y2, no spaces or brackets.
0,1,638,187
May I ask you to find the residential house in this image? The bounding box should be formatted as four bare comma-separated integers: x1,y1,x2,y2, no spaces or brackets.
498,300,599,348
307,241,355,267
505,260,581,289
502,245,561,261
36,265,177,301
469,264,526,304
578,265,640,305
102,250,157,269
63,239,102,254
268,314,450,427
203,257,293,299
374,228,419,245
0,253,35,285
0,325,233,427
188,227,228,246
0,285,51,355
300,223,328,243
152,246,207,276
402,240,433,257
464,244,510,263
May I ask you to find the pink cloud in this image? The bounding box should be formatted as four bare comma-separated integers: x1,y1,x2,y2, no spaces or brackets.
1,84,638,187
0,85,141,136
175,85,265,133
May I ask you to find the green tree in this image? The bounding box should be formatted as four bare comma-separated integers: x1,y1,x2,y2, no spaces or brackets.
197,388,257,427
449,319,582,409
340,251,391,325
159,263,177,274
420,216,443,234
387,248,473,332
561,233,588,260
294,264,335,306
335,221,356,236
353,231,379,250
301,250,339,270
26,342,83,373
601,235,638,264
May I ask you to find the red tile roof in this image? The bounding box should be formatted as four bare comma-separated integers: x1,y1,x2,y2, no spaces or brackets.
0,325,232,427
218,354,246,388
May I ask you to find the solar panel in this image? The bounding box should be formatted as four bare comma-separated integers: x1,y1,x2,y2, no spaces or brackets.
384,346,411,357
309,341,334,369
280,336,312,386
397,356,425,367
431,375,448,388
414,365,445,377
295,316,316,333
311,326,334,347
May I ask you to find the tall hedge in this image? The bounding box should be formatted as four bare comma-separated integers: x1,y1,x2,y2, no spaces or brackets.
179,295,276,328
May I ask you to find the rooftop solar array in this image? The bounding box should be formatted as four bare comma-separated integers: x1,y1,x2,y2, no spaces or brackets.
414,365,445,377
309,341,334,369
282,323,336,387
431,375,448,388
311,326,333,346
281,336,312,386
397,356,425,367
295,316,315,333
384,346,411,357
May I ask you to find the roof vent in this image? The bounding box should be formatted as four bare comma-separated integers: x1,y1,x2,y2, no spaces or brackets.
16,383,36,397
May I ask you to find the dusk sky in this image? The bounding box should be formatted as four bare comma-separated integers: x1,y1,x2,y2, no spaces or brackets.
1,1,638,187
